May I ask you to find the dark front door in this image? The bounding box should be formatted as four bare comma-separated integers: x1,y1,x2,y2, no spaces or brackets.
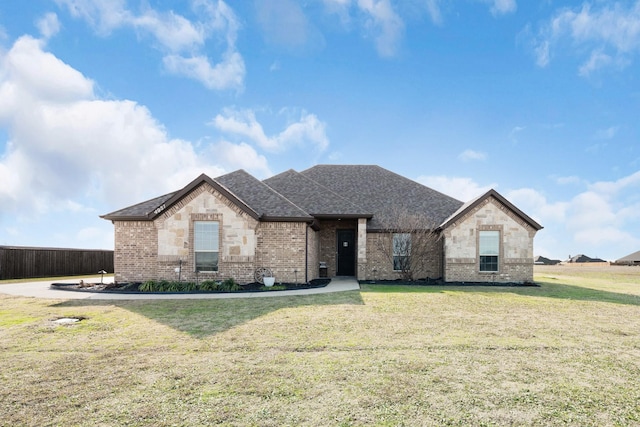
336,229,356,276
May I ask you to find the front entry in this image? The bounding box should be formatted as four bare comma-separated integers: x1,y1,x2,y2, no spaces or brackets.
336,229,356,276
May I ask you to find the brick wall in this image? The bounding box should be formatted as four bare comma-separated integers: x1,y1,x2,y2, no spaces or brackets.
315,220,353,277
255,222,308,283
365,232,443,281
443,197,537,283
113,220,158,282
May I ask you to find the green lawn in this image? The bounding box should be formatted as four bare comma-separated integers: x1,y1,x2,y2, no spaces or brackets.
1,266,639,426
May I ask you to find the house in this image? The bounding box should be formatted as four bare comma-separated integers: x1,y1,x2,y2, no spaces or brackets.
566,254,607,263
101,165,543,284
614,250,640,266
534,255,561,265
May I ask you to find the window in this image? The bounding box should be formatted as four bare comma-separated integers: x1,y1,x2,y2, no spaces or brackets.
393,233,411,271
479,230,499,272
194,221,219,272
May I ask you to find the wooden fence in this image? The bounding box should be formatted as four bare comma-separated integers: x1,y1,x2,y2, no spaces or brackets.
0,246,114,280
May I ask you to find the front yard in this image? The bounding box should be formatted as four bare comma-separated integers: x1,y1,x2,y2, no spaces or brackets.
1,265,639,426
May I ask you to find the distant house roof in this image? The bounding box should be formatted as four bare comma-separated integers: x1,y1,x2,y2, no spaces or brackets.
567,254,607,263
615,250,640,264
439,189,543,231
534,256,561,265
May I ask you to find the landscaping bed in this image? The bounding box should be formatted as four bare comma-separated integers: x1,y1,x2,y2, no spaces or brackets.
359,278,539,287
50,278,331,294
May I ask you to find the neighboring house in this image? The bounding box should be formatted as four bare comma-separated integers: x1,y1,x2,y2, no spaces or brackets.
101,165,543,284
614,251,640,266
566,254,607,263
534,256,561,265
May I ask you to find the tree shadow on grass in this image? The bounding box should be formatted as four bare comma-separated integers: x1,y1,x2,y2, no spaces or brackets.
360,281,640,307
51,290,364,338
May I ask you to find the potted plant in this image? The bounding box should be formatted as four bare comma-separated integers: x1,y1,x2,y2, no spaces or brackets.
255,267,275,287
263,276,275,287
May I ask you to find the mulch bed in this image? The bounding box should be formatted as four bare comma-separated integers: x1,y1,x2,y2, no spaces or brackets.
359,278,539,287
50,278,331,294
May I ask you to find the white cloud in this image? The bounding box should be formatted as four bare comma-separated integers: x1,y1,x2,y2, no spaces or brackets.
55,0,244,90
37,13,61,39
0,34,239,217
416,175,494,202
211,107,329,152
509,172,640,260
532,1,640,74
211,141,271,178
458,149,487,162
419,171,640,261
322,0,404,57
163,52,245,91
480,0,517,16
423,0,443,25
357,0,404,57
255,0,322,50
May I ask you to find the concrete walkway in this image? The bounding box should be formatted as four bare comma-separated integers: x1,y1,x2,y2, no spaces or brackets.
0,276,360,300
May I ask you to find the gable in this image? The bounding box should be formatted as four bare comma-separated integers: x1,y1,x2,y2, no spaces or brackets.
440,189,542,233
156,184,258,260
102,170,312,222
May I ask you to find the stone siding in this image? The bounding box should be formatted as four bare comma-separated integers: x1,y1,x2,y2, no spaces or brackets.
306,227,320,281
443,197,537,283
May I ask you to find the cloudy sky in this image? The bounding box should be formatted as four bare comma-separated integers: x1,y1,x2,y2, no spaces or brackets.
1,0,640,261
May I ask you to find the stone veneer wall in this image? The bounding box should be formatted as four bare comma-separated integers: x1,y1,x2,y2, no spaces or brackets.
154,183,259,283
306,227,320,281
442,197,537,283
364,232,443,281
255,222,308,283
113,220,158,282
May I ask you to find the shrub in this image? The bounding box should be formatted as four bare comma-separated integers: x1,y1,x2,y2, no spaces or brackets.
139,280,157,292
219,278,240,292
199,280,220,292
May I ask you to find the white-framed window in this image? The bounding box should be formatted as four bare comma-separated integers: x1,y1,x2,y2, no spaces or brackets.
479,230,499,272
393,233,411,271
194,221,219,272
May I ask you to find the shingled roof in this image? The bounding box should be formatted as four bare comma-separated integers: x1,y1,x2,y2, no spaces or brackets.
102,165,466,227
298,165,463,229
101,170,311,222
216,170,311,220
264,169,371,218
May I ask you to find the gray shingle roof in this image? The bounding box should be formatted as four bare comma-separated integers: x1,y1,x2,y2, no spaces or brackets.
101,192,178,220
102,170,312,221
216,170,312,220
102,165,469,228
299,165,463,229
264,169,371,218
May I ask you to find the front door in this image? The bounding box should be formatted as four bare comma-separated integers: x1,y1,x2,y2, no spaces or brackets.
336,229,356,276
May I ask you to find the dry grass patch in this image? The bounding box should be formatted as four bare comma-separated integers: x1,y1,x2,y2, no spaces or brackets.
1,266,639,426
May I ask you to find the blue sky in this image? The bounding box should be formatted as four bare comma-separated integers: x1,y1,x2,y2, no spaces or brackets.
1,0,640,261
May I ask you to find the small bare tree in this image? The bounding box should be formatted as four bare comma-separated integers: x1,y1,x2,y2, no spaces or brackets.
375,207,441,281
